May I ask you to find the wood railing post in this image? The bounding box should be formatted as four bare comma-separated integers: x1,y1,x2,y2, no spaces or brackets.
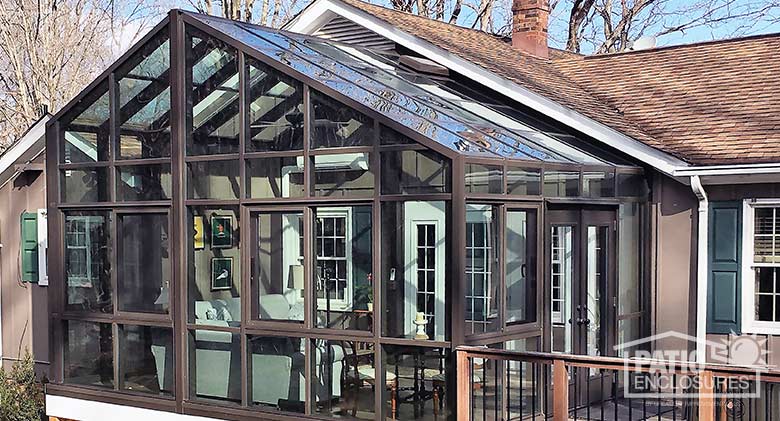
552,359,569,421
456,351,471,421
698,369,715,421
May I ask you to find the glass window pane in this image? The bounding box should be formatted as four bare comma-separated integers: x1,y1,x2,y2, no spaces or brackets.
314,340,374,418
187,32,240,155
383,345,451,420
754,207,780,264
117,34,171,159
249,335,307,411
380,126,414,145
314,153,374,197
583,171,615,198
311,90,373,148
465,204,500,335
118,213,170,314
61,168,109,203
507,166,541,196
187,160,240,200
188,207,241,326
65,211,112,313
618,203,641,315
617,318,643,357
506,210,537,325
246,58,304,152
189,329,241,402
252,211,304,323
381,148,450,195
543,170,579,197
465,163,502,194
617,172,649,198
382,201,448,341
62,82,110,163
246,157,304,198
64,320,113,388
314,206,372,331
119,325,173,396
116,164,172,201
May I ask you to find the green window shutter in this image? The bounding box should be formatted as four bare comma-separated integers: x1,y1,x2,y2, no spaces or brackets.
707,201,742,334
20,212,39,283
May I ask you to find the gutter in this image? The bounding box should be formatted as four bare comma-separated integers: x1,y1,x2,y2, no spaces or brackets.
673,163,780,177
690,175,708,363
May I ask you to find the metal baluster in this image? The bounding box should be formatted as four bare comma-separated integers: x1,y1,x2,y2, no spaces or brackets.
531,362,537,420
657,372,662,420
600,370,605,421
507,360,512,421
495,360,499,421
672,373,677,421
613,373,618,421
482,360,487,421
470,358,475,421
586,368,591,420
573,367,578,421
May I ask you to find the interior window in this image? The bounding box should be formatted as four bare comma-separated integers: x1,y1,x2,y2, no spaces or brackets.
753,206,780,321
64,211,112,313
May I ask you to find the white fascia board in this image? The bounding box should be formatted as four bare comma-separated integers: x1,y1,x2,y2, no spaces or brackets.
0,116,48,175
46,395,219,421
673,163,780,177
284,0,688,176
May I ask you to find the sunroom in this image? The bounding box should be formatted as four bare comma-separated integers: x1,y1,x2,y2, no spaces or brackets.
45,10,647,421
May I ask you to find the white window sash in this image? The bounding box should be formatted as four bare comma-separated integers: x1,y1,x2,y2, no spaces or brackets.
741,199,780,334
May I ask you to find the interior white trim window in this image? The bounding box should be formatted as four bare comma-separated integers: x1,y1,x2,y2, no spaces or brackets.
65,215,103,289
742,199,780,334
315,208,353,311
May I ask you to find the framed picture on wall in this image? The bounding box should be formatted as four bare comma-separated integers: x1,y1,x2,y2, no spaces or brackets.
211,257,233,290
193,216,205,250
211,215,232,249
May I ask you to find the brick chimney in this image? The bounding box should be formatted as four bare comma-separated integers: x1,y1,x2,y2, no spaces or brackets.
512,0,550,58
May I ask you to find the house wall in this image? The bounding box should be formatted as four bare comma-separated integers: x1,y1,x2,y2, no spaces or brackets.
0,161,49,374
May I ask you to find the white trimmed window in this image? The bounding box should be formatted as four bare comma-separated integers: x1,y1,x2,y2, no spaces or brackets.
742,200,780,333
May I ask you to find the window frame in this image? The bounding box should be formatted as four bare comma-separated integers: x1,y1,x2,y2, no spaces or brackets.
742,199,780,334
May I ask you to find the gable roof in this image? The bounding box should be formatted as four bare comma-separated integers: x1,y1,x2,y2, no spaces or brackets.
291,0,780,167
0,114,48,188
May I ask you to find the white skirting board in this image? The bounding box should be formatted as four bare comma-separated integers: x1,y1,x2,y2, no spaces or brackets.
46,395,219,421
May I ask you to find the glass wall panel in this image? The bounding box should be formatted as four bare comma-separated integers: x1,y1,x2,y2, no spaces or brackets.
381,149,450,195
618,203,641,315
381,201,448,341
119,325,173,395
313,153,374,198
617,318,642,357
116,164,172,201
187,160,240,200
61,82,109,163
583,171,615,198
61,168,109,203
116,34,171,159
465,204,500,335
507,166,541,196
64,211,112,313
465,163,502,194
187,33,240,155
246,58,304,152
249,335,306,412
117,213,170,314
188,207,241,326
313,340,375,419
383,345,451,420
506,209,537,325
313,206,372,331
617,172,649,197
246,157,304,198
543,170,579,197
551,225,573,353
311,90,373,148
64,320,113,388
379,126,414,145
189,329,241,402
252,211,305,323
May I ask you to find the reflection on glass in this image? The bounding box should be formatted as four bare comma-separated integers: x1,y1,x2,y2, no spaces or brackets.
379,125,414,145
187,32,240,155
586,226,607,361
383,345,450,420
506,210,537,325
253,211,304,323
189,329,241,402
382,201,448,341
381,149,450,195
543,170,579,197
116,164,172,201
246,157,304,198
64,320,113,388
465,204,500,335
249,335,306,412
618,203,641,315
61,168,109,203
313,153,374,197
507,166,541,196
65,211,112,313
617,318,642,357
187,160,240,200
617,172,649,197
583,171,615,197
314,340,374,419
117,33,171,159
62,82,109,163
504,338,541,419
119,325,173,395
118,213,170,314
247,58,304,152
314,206,372,331
311,90,373,148
465,163,503,194
551,225,573,353
188,207,241,326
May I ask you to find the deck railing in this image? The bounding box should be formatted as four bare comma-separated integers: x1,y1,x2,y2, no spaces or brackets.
455,346,780,421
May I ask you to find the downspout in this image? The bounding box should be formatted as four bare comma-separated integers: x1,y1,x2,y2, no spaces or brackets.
690,175,708,363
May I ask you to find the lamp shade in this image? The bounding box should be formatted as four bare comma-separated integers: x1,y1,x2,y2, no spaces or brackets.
289,264,305,290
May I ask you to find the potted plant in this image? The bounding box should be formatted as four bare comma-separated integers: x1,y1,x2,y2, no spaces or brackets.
354,274,374,311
